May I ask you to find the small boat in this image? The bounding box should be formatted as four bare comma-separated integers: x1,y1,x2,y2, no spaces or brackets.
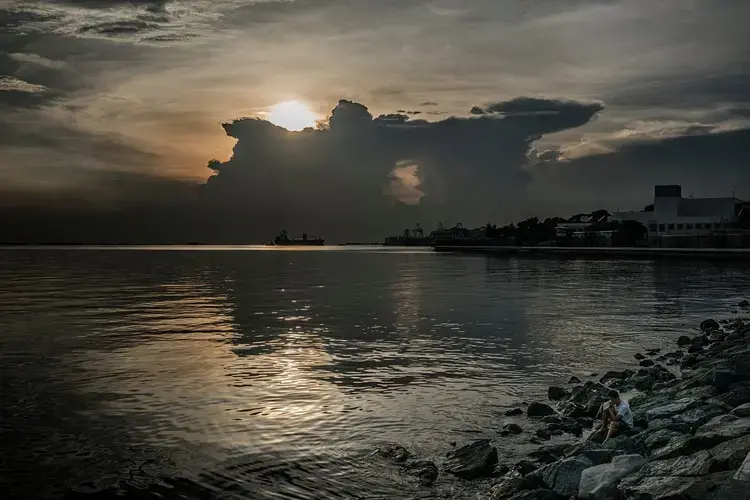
271,230,324,246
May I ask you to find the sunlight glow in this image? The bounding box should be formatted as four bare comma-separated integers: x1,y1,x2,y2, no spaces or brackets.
266,100,319,131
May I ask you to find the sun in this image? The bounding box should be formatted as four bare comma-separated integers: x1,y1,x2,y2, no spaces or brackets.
266,100,319,131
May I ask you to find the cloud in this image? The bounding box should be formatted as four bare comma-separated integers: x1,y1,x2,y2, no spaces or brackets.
200,97,603,240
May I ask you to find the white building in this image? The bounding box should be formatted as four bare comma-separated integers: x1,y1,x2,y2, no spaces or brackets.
611,185,743,236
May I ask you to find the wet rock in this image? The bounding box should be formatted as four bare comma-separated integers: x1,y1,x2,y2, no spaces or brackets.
688,341,704,354
735,452,750,480
540,415,561,424
696,416,750,441
681,355,699,368
677,335,693,346
650,434,724,461
444,440,498,479
633,353,645,360
619,470,732,500
514,460,539,476
732,403,750,418
528,455,593,497
535,429,551,441
527,402,557,418
547,386,569,401
488,473,524,499
672,404,727,432
599,371,630,385
633,375,655,391
740,300,750,308
579,448,622,466
505,408,524,416
646,348,661,356
701,318,720,331
714,369,740,392
507,489,560,500
377,444,410,463
714,382,750,408
529,438,543,445
568,376,581,384
502,423,523,436
633,428,683,453
645,397,700,421
709,331,726,343
403,460,439,486
674,384,719,401
638,359,654,367
578,454,646,500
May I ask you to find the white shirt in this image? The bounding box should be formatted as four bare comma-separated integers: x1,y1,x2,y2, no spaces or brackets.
616,400,634,427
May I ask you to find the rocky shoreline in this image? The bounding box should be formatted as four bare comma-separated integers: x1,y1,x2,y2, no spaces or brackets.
377,306,750,499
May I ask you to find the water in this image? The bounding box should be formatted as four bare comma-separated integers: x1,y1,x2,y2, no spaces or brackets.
1,247,748,499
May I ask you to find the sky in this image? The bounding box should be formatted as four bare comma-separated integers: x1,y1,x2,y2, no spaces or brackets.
1,0,749,242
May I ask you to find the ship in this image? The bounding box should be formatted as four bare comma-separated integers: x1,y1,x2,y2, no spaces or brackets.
384,224,433,246
271,230,325,246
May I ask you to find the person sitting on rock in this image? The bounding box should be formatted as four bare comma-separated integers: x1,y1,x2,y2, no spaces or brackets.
594,390,634,444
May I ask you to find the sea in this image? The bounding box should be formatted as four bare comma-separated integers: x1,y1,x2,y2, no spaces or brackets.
0,246,748,499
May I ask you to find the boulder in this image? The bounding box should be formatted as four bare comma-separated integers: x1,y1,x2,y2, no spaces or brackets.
599,371,630,385
632,376,655,391
696,417,750,440
732,403,750,418
514,460,539,476
507,490,560,500
709,331,726,343
502,423,524,436
569,376,582,384
536,429,551,441
714,381,750,408
735,452,750,481
645,397,700,421
646,348,661,356
528,444,568,465
740,300,750,308
701,318,720,331
506,408,524,416
488,473,524,499
548,386,569,401
634,353,646,360
376,444,410,463
650,434,724,461
403,460,439,486
677,335,693,346
444,440,498,479
619,471,732,500
638,359,654,367
528,455,593,497
688,341,704,354
633,428,683,453
578,454,646,500
527,402,557,418
579,448,622,466
671,404,727,431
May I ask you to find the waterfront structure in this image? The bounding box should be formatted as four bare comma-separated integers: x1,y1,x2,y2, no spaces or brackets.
611,185,743,237
555,210,610,238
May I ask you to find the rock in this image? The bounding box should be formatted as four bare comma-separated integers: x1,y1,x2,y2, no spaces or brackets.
506,408,524,416
528,455,593,497
735,452,750,480
709,331,726,343
527,402,557,418
740,300,750,308
633,375,655,391
578,454,646,500
377,444,410,463
701,318,721,331
650,434,724,461
677,335,693,346
682,355,699,368
696,416,750,441
444,440,498,479
569,376,582,384
599,371,630,385
714,381,750,408
672,404,727,432
536,429,551,441
488,473,524,499
507,489,560,500
674,384,719,401
502,423,523,436
688,341,704,354
714,369,740,392
514,460,539,476
547,386,569,401
541,415,562,424
633,428,683,452
638,359,654,367
732,403,750,418
645,397,700,421
403,460,439,486
619,471,732,500
634,353,646,360
646,348,661,355
579,448,622,466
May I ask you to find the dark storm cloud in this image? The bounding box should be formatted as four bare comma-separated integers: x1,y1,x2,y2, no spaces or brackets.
529,128,750,212
200,97,604,240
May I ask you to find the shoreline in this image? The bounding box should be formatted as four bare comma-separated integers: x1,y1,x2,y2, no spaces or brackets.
378,305,750,499
433,245,750,260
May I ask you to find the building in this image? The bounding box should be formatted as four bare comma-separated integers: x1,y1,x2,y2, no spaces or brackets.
611,185,744,237
555,210,610,238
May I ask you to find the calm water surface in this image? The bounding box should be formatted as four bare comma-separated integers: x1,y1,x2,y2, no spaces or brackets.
1,247,748,499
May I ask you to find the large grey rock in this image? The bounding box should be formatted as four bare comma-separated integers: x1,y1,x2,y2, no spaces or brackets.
645,397,700,421
650,434,721,461
696,416,750,440
733,403,750,418
403,460,439,486
599,371,631,385
444,440,498,479
528,456,593,497
672,404,727,431
619,471,732,500
633,428,683,452
701,318,720,331
376,443,410,462
649,433,750,474
527,402,557,418
735,452,750,481
713,381,750,408
548,386,569,401
578,454,646,500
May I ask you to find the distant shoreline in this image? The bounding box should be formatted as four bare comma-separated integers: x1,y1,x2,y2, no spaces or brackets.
433,245,750,260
